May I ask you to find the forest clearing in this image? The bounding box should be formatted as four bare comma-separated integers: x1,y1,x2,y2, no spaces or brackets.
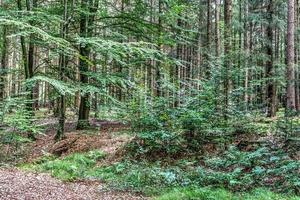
0,0,300,199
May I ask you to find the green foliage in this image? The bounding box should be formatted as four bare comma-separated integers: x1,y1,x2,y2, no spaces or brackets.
0,132,32,145
0,131,32,165
21,146,300,197
276,115,300,138
156,187,235,200
196,146,300,194
85,161,190,194
22,150,106,181
85,147,300,195
123,81,264,156
156,187,300,200
0,96,41,136
128,130,184,157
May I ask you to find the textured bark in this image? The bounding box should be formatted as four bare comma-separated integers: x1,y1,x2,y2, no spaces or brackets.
26,0,36,112
295,0,300,111
215,0,221,57
77,0,98,129
224,0,233,118
244,0,249,108
154,0,163,97
0,26,7,100
55,0,69,141
266,0,276,117
287,0,296,111
77,0,91,129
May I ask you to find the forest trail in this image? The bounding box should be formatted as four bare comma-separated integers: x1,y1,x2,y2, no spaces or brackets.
0,120,148,200
0,168,147,200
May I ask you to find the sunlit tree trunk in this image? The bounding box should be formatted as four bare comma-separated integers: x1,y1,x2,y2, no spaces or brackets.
287,0,296,112
224,0,232,118
215,0,221,58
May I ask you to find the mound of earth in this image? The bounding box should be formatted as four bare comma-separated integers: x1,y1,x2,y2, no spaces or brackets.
27,120,131,161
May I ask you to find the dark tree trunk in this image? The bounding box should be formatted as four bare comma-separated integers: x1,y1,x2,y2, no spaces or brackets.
77,0,98,129
0,26,7,100
55,0,69,141
266,0,276,117
215,0,221,58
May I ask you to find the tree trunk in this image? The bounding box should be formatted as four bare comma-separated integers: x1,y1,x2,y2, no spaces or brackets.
55,0,69,141
287,0,297,112
266,0,276,117
215,0,221,57
224,0,233,119
244,0,250,109
155,0,163,97
0,26,7,100
205,0,211,77
77,0,98,129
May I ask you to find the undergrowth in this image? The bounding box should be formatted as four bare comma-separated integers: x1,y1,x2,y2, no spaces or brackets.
21,150,106,181
22,145,300,197
156,187,300,200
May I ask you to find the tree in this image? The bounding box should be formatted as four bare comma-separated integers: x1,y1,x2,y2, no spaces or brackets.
215,0,221,58
224,0,233,118
55,0,69,141
266,0,276,117
0,25,7,100
77,0,99,130
286,0,296,112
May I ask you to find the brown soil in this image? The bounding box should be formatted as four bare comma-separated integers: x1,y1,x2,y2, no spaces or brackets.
26,119,131,162
0,168,148,200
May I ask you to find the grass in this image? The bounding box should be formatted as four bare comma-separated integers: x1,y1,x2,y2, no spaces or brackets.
21,150,106,181
18,147,300,200
156,187,300,200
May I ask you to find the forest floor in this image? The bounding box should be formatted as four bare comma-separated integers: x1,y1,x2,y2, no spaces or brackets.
0,113,299,200
0,119,149,200
0,168,147,200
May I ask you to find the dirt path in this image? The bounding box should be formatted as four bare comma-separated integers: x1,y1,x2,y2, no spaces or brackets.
0,168,149,200
0,119,149,199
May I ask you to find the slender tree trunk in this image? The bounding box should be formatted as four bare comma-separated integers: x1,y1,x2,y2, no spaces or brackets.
26,0,36,111
155,0,163,97
55,0,69,141
244,0,250,109
205,0,211,77
224,0,233,118
0,26,7,100
266,0,276,117
215,0,221,58
295,0,300,111
287,0,296,112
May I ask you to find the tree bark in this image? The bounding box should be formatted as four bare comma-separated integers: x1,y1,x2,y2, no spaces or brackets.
0,26,7,100
266,0,276,117
215,0,221,57
77,0,98,129
55,0,69,141
287,0,296,112
224,0,233,118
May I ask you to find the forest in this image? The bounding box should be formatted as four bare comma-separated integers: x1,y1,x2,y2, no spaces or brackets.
0,0,299,199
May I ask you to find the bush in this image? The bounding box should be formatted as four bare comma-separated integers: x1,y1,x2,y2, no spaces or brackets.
91,146,300,195
128,130,185,157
